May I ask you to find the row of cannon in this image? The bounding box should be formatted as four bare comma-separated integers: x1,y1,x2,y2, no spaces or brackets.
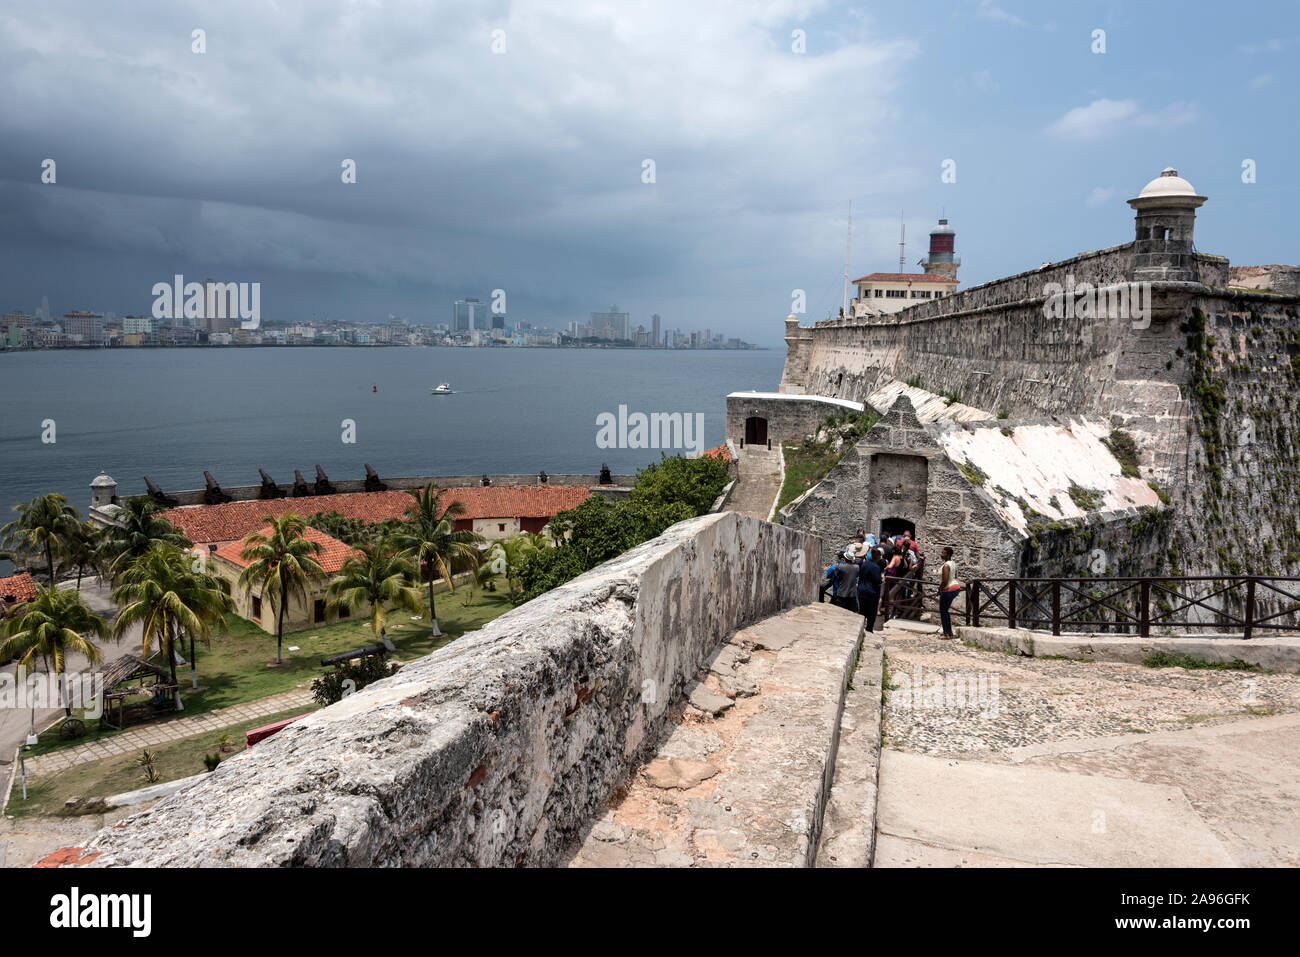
142,464,383,506
141,462,619,507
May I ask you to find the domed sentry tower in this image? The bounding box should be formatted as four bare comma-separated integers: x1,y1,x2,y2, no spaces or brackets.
1127,167,1207,282
920,219,959,281
90,472,118,508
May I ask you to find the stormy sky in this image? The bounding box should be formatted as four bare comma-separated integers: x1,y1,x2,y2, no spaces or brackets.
1,0,1296,345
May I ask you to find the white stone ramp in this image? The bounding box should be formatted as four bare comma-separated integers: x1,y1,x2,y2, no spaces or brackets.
566,602,863,867
875,750,1236,867
726,445,783,521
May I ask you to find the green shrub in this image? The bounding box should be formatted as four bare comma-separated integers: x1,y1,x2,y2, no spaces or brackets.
517,455,729,603
1067,483,1104,511
311,654,400,706
1101,428,1141,478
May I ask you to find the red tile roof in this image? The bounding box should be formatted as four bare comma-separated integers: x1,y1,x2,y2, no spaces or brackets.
214,525,359,574
0,572,38,604
701,444,732,463
164,485,593,545
851,272,958,284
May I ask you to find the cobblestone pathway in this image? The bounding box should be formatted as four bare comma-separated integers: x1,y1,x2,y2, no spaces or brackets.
875,618,1300,866
22,689,314,776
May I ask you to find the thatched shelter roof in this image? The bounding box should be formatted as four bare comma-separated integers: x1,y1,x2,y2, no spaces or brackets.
102,654,172,694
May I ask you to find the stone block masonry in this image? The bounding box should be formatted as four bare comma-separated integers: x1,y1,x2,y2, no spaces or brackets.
77,511,819,867
724,391,864,448
780,233,1300,590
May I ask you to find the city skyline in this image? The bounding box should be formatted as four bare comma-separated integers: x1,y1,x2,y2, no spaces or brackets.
1,299,760,351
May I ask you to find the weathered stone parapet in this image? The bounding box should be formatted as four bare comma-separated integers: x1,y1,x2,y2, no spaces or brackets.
104,472,638,508
79,511,818,867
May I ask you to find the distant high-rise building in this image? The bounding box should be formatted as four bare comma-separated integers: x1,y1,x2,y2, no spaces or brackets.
63,311,105,346
122,315,157,336
452,298,488,332
651,313,661,348
589,306,630,341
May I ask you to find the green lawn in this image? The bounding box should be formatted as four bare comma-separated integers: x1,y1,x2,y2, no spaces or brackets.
5,705,318,819
773,411,878,516
25,577,515,757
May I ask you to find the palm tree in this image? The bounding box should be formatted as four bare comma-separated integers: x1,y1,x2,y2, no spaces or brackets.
1,493,80,585
326,543,425,646
111,544,232,709
65,520,104,590
522,531,550,552
237,514,324,665
487,535,538,604
390,484,483,636
100,497,190,584
0,586,107,718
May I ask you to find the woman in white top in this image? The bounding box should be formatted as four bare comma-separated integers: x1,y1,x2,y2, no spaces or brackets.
937,545,963,640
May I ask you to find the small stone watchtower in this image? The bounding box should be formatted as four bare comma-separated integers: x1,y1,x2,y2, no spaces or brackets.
1127,167,1207,282
779,313,814,395
90,471,118,508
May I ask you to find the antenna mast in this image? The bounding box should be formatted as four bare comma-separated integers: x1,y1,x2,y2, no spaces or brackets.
899,211,906,272
842,200,852,319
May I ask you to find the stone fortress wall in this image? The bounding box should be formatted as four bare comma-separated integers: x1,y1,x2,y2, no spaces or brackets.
78,511,819,867
777,170,1300,586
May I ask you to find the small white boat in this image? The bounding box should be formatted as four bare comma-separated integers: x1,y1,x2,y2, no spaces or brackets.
431,382,454,394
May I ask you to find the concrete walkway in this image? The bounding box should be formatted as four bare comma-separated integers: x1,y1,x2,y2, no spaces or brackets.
726,446,783,520
0,578,140,770
873,617,1300,866
22,688,314,776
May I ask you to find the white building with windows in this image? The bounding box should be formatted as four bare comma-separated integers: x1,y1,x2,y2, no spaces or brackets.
849,272,958,318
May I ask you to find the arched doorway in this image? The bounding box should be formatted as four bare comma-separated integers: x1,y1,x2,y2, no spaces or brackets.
744,416,768,446
880,517,915,540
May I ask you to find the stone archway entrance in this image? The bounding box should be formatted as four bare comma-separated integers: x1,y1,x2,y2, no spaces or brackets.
880,517,915,540
744,416,768,446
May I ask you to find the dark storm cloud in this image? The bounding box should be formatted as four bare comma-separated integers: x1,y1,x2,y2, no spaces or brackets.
0,0,919,338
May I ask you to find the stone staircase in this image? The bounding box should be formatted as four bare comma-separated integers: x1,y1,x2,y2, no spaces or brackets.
565,602,877,867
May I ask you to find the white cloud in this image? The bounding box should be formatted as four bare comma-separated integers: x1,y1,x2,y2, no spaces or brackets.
976,0,1027,27
1252,74,1275,88
1047,98,1197,141
1047,99,1138,140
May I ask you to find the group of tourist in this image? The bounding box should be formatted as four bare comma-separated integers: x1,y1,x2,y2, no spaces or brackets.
822,529,963,639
